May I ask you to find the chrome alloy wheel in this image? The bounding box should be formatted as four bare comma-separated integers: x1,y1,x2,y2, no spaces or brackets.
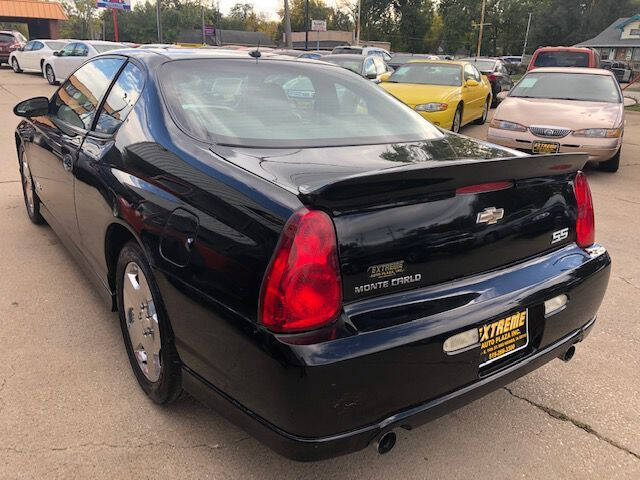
123,262,162,382
21,156,35,215
46,65,55,84
453,108,462,133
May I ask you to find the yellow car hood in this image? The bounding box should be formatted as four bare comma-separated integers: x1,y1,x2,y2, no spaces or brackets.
380,82,461,107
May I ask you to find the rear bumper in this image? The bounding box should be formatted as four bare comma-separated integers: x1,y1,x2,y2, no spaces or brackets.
182,244,611,461
487,128,621,163
185,314,597,461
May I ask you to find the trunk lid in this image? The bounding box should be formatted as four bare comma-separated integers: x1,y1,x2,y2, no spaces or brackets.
211,134,587,305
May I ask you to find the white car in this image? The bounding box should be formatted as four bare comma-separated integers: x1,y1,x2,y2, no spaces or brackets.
330,45,392,62
9,39,72,74
42,40,126,85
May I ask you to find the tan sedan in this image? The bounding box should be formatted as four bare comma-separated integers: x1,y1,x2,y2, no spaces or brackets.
487,67,624,172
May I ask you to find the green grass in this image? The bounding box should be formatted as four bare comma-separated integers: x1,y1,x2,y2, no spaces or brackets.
625,103,640,112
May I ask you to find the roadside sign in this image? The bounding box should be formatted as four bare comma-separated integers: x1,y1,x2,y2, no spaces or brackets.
204,25,215,36
96,0,131,11
311,19,327,32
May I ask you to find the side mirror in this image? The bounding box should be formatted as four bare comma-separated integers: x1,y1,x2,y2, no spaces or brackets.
465,79,479,87
496,91,509,101
365,71,377,80
379,72,391,82
13,97,49,117
53,50,61,56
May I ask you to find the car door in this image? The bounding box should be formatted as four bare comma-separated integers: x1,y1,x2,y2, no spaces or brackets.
26,56,126,240
16,40,34,68
74,59,146,278
53,42,77,79
462,64,485,123
25,41,45,70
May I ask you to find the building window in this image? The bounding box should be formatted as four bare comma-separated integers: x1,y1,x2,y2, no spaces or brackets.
631,28,640,36
633,47,640,61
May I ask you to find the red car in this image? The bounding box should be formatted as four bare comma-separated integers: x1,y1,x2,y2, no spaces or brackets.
528,46,600,71
0,30,27,66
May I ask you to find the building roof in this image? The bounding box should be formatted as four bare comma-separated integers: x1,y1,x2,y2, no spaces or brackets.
577,16,640,47
0,0,67,20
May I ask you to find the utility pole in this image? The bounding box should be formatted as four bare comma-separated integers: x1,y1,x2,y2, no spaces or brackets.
156,0,162,42
356,0,361,45
201,2,205,45
284,0,292,48
522,13,532,57
304,0,309,50
476,0,486,57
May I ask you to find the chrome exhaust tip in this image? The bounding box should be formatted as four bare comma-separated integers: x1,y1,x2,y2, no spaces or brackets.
559,344,576,362
375,431,397,455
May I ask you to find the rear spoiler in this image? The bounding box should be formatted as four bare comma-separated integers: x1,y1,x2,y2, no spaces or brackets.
298,153,588,212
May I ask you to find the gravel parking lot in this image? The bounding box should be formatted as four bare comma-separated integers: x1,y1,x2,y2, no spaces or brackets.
1,67,639,479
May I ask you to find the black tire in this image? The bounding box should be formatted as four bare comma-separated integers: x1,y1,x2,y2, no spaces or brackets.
116,241,182,404
18,146,45,225
11,57,22,73
491,88,499,108
451,104,463,133
599,148,620,173
474,97,490,125
45,64,56,85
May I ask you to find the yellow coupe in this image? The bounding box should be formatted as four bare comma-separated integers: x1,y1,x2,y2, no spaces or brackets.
379,60,492,133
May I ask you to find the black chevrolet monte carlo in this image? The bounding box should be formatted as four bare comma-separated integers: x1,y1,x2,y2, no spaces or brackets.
13,48,611,461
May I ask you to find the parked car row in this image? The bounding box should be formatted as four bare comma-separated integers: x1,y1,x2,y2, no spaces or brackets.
11,46,611,461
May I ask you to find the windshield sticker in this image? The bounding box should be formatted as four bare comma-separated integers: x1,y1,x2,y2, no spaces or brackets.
519,77,538,88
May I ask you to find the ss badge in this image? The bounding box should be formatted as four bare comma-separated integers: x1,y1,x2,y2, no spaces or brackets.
551,227,569,244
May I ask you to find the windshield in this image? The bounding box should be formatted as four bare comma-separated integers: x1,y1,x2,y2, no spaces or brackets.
160,59,440,148
534,51,589,68
389,63,462,86
463,59,496,72
323,57,363,74
510,72,621,103
93,43,125,53
45,41,67,50
332,47,362,55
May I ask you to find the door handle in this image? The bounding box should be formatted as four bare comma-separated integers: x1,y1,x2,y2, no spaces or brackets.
62,154,73,172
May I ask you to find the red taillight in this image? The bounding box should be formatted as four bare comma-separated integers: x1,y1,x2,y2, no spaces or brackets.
9,42,21,50
487,73,497,82
573,171,595,248
259,209,342,333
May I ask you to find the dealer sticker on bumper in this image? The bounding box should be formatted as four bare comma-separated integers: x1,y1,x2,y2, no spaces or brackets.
479,310,529,367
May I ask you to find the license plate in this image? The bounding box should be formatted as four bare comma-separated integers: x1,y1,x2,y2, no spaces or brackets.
478,309,529,367
532,141,560,154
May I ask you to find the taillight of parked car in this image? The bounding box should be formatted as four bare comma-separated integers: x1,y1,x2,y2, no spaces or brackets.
486,73,497,82
573,171,595,248
259,208,342,333
9,42,22,51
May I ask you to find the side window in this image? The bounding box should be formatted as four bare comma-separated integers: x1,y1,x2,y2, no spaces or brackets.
363,58,376,77
464,64,475,81
32,41,44,51
23,41,34,51
50,57,125,130
95,62,145,134
60,43,76,57
75,43,89,57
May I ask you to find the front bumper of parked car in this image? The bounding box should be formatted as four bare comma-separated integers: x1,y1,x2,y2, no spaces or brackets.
487,128,622,163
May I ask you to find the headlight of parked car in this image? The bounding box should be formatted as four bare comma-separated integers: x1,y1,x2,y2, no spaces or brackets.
489,119,528,132
573,128,622,138
415,103,448,112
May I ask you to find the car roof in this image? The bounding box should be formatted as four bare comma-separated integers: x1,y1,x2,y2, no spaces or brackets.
534,46,593,53
323,53,366,60
406,59,466,66
527,67,614,76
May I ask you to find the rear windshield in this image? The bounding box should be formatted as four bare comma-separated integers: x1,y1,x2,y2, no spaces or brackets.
93,43,125,53
333,47,361,55
510,72,621,103
0,33,15,43
45,41,67,50
323,56,363,73
534,51,589,67
159,58,440,148
389,63,462,86
463,59,496,72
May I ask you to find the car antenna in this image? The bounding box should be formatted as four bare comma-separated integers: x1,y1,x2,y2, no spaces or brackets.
249,42,261,61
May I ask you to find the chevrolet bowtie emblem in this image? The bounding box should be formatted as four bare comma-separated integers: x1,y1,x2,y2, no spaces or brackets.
476,207,505,225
